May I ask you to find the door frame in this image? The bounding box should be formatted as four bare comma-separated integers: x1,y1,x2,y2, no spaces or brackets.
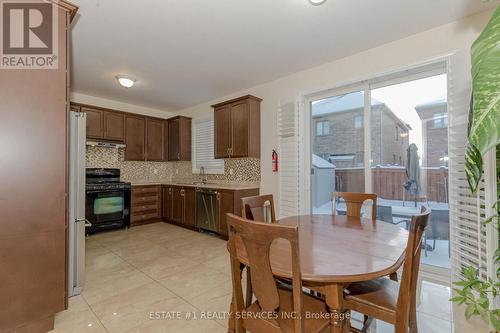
300,58,451,281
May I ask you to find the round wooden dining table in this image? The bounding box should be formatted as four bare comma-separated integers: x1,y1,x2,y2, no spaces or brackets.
229,214,409,333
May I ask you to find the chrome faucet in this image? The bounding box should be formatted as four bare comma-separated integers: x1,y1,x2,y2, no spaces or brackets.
200,166,207,184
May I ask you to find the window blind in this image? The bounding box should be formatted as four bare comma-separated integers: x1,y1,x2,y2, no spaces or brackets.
192,118,224,174
448,52,493,282
278,100,301,218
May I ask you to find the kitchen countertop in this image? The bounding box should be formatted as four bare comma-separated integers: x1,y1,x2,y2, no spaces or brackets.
129,180,260,190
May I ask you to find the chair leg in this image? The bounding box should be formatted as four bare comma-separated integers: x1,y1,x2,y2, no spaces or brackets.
245,267,253,307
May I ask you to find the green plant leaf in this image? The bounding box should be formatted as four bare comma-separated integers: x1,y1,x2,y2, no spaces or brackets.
466,5,500,193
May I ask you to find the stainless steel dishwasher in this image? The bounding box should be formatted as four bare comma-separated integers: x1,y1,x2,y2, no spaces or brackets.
196,188,219,232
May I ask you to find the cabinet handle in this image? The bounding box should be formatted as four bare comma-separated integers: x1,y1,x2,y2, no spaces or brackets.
177,152,180,160
216,192,220,200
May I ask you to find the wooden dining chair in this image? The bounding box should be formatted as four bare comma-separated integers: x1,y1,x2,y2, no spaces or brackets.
241,194,276,223
240,194,277,307
332,192,397,284
344,206,431,333
227,214,330,333
332,192,377,221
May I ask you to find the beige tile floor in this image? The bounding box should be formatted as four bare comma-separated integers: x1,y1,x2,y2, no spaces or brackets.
51,223,451,333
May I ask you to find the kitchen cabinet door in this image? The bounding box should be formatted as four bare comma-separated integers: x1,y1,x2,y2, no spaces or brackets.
125,116,145,161
84,107,103,139
171,187,184,224
168,118,180,161
146,118,164,161
162,186,172,221
183,188,196,227
214,105,231,158
179,117,192,161
217,190,234,237
103,111,125,142
230,101,249,158
212,95,261,159
168,116,191,161
163,120,169,161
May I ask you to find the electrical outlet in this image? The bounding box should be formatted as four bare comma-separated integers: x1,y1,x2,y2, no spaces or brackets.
175,169,179,174
229,168,234,175
153,168,158,175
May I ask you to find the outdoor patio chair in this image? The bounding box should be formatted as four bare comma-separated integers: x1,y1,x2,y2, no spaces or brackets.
376,205,393,224
425,209,450,257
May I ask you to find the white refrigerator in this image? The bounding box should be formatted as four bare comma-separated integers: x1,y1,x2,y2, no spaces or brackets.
68,110,88,296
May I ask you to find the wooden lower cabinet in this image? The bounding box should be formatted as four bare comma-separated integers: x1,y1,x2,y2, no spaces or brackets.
162,185,197,228
162,186,172,220
184,188,196,227
217,190,234,237
160,185,259,237
217,188,259,238
131,185,161,225
171,187,184,224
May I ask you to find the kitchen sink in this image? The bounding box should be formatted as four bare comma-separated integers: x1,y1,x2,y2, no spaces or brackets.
191,181,217,186
173,181,217,186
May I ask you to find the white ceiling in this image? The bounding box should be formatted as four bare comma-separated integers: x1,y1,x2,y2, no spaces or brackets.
70,0,498,111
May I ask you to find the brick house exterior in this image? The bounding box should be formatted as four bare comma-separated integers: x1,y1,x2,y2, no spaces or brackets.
415,99,448,167
312,92,410,168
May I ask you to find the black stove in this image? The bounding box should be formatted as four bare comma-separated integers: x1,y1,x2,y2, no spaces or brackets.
85,168,131,234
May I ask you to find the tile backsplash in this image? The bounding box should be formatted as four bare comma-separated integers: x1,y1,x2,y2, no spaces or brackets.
86,146,260,183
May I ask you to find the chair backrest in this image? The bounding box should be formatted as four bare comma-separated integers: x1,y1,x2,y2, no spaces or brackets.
397,206,431,328
241,194,276,223
226,213,303,333
333,192,377,221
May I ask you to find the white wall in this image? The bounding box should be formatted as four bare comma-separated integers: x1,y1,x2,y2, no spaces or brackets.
70,92,174,119
176,10,492,218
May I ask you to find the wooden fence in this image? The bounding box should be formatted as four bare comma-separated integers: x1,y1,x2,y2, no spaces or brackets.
335,166,448,203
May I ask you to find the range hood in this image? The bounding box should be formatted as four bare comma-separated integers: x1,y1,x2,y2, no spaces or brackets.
86,140,126,149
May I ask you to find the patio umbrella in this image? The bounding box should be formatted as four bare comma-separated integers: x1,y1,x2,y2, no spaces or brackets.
404,143,421,207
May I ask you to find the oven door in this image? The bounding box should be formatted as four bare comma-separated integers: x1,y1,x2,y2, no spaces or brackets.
86,189,126,227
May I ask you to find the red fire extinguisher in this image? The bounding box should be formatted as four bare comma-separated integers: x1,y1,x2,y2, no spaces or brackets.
272,150,279,172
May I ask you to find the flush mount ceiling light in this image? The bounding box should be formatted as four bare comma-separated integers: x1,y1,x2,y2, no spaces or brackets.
309,0,326,5
116,75,136,88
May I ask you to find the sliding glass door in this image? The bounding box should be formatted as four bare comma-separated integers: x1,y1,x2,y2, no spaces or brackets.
311,90,366,213
310,65,450,271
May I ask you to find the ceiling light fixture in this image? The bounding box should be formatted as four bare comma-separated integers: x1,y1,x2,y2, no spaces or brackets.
309,0,326,5
116,75,136,88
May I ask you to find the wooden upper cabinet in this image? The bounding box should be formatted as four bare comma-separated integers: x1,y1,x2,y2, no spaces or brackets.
168,116,191,161
103,112,125,142
212,95,261,159
163,120,169,161
146,118,164,161
125,116,145,161
84,107,104,139
230,101,250,158
77,104,125,142
214,105,231,158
